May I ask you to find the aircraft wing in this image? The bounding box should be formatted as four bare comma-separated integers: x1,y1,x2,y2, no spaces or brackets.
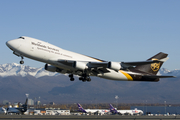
57,60,110,74
88,60,164,68
57,59,108,69
57,59,108,67
57,59,166,71
57,59,75,66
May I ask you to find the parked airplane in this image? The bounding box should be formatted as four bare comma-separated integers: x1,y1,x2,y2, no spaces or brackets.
6,98,28,115
6,36,175,82
77,103,109,114
109,104,143,115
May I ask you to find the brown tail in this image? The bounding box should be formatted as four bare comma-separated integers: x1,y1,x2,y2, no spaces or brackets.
135,52,168,75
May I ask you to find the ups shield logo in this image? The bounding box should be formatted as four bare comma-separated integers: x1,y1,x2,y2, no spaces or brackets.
151,62,160,72
151,58,161,72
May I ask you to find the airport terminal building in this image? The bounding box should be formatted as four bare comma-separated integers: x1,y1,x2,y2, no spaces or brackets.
26,108,70,115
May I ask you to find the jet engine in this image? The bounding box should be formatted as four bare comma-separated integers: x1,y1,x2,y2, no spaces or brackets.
73,61,87,70
44,64,58,72
107,62,121,71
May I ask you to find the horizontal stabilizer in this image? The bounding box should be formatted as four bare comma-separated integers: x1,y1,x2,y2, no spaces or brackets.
143,75,176,79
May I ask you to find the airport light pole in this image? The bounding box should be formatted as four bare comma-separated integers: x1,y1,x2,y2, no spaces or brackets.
115,95,119,109
164,101,166,114
26,93,29,98
39,96,41,108
146,100,147,115
26,94,29,109
143,100,144,115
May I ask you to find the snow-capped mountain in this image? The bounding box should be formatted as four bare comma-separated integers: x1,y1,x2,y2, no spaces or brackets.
159,68,180,77
0,63,179,78
0,63,179,103
0,63,61,78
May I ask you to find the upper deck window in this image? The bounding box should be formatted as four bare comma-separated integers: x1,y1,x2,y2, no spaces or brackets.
18,36,25,39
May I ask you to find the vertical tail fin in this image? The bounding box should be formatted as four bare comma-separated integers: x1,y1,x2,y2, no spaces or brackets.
135,52,168,75
109,104,118,114
22,98,28,111
77,103,87,113
1,107,7,114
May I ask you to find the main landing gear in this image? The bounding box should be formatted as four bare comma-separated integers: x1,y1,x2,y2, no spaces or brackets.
69,74,74,81
79,73,91,82
68,74,91,82
20,56,24,64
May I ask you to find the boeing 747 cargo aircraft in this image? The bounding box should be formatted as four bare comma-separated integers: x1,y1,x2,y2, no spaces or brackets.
77,103,109,114
109,104,143,115
6,36,175,82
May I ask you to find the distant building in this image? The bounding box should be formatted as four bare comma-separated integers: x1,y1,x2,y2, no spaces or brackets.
37,101,41,105
46,108,70,115
28,99,34,105
3,100,10,105
26,108,70,115
49,102,55,105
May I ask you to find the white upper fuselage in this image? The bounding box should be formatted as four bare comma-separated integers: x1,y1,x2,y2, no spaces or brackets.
7,36,97,64
117,109,143,115
6,36,134,81
84,109,109,114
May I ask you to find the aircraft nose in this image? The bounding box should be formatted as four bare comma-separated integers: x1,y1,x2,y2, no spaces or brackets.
6,39,21,50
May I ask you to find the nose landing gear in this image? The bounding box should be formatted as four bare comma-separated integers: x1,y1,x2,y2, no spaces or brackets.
20,56,24,64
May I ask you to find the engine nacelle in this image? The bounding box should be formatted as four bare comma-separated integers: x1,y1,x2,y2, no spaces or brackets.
44,64,57,72
107,62,121,71
73,61,87,70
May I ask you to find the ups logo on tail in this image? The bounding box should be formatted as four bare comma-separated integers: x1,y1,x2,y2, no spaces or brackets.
151,59,160,72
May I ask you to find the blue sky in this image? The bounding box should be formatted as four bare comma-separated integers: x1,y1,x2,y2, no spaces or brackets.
0,0,180,70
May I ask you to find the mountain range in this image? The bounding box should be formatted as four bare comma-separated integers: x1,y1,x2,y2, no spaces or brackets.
0,63,179,104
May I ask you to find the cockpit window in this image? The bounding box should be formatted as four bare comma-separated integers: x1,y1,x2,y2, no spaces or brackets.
18,36,25,39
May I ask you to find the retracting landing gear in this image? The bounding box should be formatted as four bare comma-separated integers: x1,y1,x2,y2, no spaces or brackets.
69,73,91,82
20,56,24,64
79,73,91,82
69,74,74,81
